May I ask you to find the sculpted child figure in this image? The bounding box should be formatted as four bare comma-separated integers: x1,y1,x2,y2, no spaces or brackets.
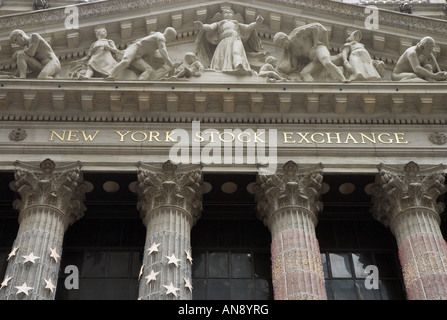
259,56,287,82
10,29,61,79
171,52,204,79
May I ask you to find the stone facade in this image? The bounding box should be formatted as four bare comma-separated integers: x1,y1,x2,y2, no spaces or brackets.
0,0,446,300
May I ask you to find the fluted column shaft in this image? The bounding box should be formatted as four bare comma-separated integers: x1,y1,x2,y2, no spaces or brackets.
137,161,203,300
373,162,447,300
0,159,86,300
256,161,326,300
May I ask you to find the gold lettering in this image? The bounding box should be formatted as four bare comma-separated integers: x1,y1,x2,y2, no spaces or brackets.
238,132,251,143
220,132,235,143
283,132,296,144
378,133,393,144
394,133,408,144
194,131,204,143
344,133,359,144
311,133,325,144
66,131,79,142
326,132,342,144
254,131,266,143
149,131,161,142
131,131,147,142
49,130,66,141
208,131,218,143
116,131,131,142
359,133,376,144
165,131,177,142
81,131,100,142
297,133,311,144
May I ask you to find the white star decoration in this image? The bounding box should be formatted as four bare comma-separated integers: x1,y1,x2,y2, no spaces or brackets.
49,248,60,263
166,254,181,267
185,250,193,264
145,270,160,284
22,252,40,264
1,276,12,289
184,277,193,292
15,282,33,296
44,278,56,293
164,282,180,297
147,243,160,255
7,246,20,261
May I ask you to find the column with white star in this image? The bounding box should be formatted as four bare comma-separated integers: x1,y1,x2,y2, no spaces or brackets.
136,161,203,300
0,159,86,300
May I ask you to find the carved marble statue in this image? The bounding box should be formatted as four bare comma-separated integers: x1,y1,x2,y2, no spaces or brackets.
170,52,204,79
69,27,123,79
392,36,447,82
106,27,180,81
259,56,287,82
340,30,385,81
273,23,348,83
9,29,61,79
194,8,264,76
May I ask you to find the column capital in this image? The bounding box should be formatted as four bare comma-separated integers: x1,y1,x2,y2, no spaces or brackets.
371,161,446,229
137,161,204,226
12,158,87,228
255,161,324,228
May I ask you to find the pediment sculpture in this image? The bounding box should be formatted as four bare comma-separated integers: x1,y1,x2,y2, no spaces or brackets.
68,26,180,80
392,36,447,82
5,8,447,83
9,29,61,79
193,8,267,76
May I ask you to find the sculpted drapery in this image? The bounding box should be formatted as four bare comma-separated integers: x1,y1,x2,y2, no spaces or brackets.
194,8,264,75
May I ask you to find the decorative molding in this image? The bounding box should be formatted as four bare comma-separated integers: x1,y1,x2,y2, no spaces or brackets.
137,160,204,225
269,0,447,36
371,161,447,229
255,161,324,228
0,0,445,36
13,159,87,227
429,132,447,145
8,128,27,141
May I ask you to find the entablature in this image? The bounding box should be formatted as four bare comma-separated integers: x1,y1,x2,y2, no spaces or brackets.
0,79,446,125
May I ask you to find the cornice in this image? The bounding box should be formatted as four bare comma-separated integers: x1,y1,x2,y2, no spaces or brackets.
0,79,445,125
0,0,194,30
267,0,447,36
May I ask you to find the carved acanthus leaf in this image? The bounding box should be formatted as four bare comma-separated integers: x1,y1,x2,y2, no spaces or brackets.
372,161,447,227
137,161,203,224
255,161,324,227
13,159,86,226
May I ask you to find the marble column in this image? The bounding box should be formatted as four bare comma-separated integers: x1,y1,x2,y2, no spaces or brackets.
255,161,326,300
136,160,203,300
372,161,447,300
0,159,86,300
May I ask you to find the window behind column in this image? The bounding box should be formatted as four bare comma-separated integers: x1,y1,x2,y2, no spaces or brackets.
191,173,272,300
56,172,145,300
317,218,405,300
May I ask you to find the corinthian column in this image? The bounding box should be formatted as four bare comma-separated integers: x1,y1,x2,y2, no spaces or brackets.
255,161,326,300
136,161,203,300
0,159,86,300
372,161,447,300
